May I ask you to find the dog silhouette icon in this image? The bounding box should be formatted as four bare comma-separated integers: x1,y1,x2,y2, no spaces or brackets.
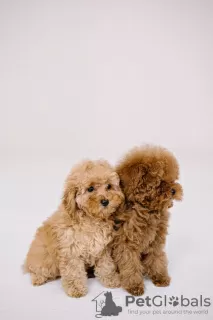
101,292,122,316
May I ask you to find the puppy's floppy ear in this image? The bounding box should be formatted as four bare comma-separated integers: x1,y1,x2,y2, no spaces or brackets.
62,182,77,216
144,161,165,188
110,172,120,187
149,161,164,178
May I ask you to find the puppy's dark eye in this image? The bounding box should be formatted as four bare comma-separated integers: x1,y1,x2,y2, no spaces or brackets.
107,184,111,190
88,186,94,192
171,188,176,195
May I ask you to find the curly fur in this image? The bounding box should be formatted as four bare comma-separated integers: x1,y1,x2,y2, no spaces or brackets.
24,160,124,297
112,145,183,296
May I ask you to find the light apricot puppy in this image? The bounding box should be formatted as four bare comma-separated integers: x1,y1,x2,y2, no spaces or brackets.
24,160,124,297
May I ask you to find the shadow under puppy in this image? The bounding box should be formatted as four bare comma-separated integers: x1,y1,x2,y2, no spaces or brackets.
112,145,183,296
24,160,124,297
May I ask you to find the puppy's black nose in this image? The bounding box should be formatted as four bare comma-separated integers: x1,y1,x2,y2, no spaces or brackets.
101,199,109,207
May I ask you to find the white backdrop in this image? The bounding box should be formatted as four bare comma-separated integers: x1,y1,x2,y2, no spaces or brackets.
1,1,213,320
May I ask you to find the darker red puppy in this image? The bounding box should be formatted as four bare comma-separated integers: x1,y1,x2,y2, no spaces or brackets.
112,145,183,296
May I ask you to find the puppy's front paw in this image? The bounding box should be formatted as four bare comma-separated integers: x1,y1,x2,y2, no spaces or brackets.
30,273,47,286
124,282,145,296
100,273,120,288
152,275,171,287
62,279,88,298
65,286,88,298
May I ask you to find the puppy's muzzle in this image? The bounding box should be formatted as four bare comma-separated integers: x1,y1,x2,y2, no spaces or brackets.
101,199,109,207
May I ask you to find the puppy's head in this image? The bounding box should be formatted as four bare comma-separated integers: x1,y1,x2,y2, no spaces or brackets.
116,145,183,212
63,160,124,219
